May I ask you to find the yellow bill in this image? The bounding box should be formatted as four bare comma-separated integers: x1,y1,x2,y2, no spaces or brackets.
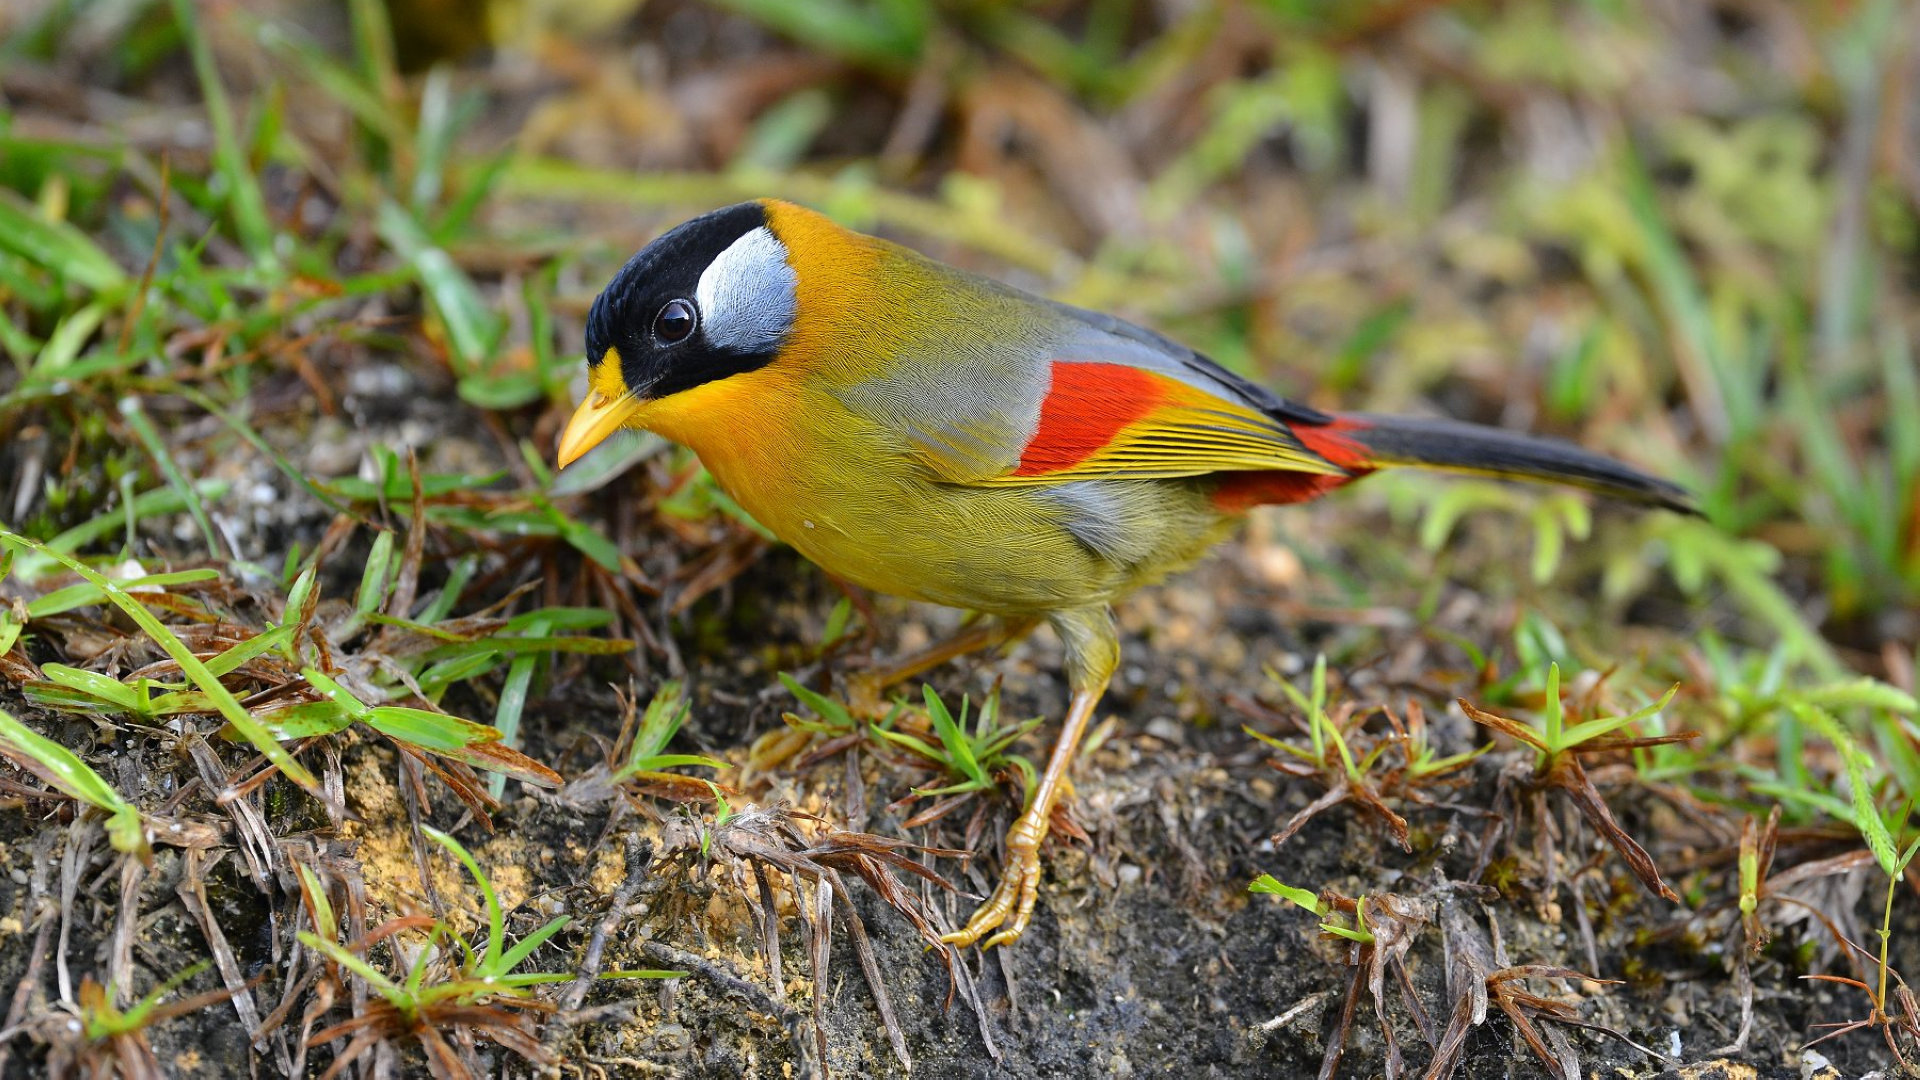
557,391,643,469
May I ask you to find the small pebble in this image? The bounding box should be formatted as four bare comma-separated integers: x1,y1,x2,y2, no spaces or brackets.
652,1023,690,1054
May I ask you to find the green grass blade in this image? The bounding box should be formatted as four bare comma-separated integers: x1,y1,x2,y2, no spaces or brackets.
1540,663,1564,756
254,701,355,740
346,0,402,113
29,301,108,381
415,555,477,626
413,635,631,663
362,706,502,754
169,0,276,265
297,932,409,1011
0,705,146,855
421,826,503,969
1800,678,1918,716
704,0,923,68
27,568,220,619
39,664,146,711
492,915,569,976
624,754,727,772
502,607,615,633
0,531,318,792
295,864,338,939
301,668,371,720
354,530,397,616
1248,874,1323,913
486,617,547,800
374,199,500,374
868,725,945,765
630,680,690,762
1791,702,1897,876
1558,686,1680,747
118,397,222,557
203,626,292,678
778,672,856,731
0,187,125,292
922,686,983,784
410,66,460,216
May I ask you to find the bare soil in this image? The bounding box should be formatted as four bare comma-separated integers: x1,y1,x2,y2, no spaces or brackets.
1,504,1907,1077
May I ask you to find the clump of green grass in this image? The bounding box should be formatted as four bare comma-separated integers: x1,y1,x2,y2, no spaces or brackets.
1249,875,1374,944
1,516,623,816
77,960,216,1038
45,960,236,1078
1239,655,1486,853
1,529,319,792
764,675,1042,827
1461,662,1680,773
608,679,728,793
254,527,629,803
1460,662,1693,900
1246,874,1428,1076
297,826,683,1075
871,685,1041,804
742,673,856,774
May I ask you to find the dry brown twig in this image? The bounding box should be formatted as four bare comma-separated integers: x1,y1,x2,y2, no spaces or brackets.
1309,890,1436,1080
657,805,967,1072
1424,892,1662,1080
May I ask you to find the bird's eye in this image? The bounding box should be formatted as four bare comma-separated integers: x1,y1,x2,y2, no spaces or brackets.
653,299,697,345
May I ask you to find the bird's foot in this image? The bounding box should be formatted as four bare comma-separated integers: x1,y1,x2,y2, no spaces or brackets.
941,809,1047,948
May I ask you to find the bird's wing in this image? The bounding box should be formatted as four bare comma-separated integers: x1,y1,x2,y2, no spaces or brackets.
837,299,1348,486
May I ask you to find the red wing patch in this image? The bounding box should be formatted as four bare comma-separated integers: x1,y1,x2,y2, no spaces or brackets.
1292,415,1373,470
1209,470,1357,512
1013,362,1166,477
1212,416,1376,510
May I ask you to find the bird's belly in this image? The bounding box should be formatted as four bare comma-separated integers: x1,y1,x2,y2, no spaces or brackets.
707,454,1228,614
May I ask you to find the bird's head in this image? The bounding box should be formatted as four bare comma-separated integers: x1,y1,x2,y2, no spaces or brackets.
558,199,863,468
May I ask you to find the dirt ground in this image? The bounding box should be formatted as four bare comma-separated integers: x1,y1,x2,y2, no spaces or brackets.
0,435,1908,1077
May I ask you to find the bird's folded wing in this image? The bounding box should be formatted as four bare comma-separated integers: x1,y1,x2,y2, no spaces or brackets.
844,313,1347,486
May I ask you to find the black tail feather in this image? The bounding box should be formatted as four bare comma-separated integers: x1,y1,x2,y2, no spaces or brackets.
1340,413,1699,515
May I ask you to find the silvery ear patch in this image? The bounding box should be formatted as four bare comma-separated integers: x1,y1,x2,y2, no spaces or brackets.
696,226,798,354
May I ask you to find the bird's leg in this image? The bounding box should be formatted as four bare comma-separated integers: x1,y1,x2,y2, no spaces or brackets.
943,607,1116,949
846,615,1038,718
942,684,1105,947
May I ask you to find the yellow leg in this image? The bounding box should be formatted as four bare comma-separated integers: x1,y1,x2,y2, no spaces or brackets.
847,615,1038,718
943,606,1116,949
941,684,1105,947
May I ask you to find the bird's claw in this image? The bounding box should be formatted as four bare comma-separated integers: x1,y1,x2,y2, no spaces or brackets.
941,819,1045,948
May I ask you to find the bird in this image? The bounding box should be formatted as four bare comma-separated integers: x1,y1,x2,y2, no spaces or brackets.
556,199,1695,949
